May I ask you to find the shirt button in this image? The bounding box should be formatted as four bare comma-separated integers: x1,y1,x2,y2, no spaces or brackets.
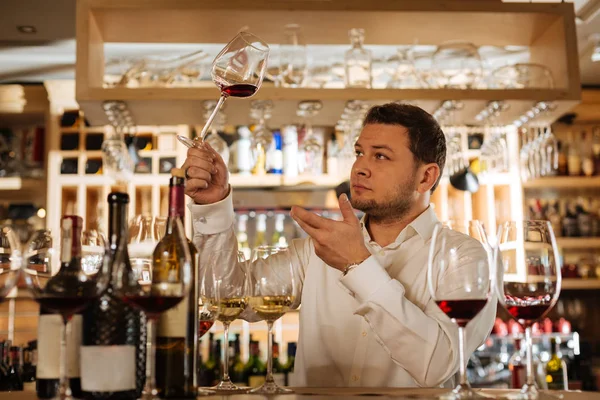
362,331,367,337
352,375,359,382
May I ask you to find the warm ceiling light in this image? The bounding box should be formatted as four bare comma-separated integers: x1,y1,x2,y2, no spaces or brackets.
17,25,37,34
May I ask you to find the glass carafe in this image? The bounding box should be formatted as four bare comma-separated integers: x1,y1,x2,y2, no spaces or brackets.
344,28,372,88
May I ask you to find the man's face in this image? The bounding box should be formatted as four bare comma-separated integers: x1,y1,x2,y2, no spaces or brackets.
350,123,419,221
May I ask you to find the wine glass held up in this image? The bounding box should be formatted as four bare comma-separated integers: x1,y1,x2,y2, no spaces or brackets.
427,221,495,400
496,221,562,400
23,216,111,400
247,245,297,395
177,31,269,148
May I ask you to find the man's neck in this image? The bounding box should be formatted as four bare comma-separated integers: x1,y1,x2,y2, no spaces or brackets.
366,204,429,248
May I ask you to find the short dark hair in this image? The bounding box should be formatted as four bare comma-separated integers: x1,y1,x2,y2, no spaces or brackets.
362,103,446,192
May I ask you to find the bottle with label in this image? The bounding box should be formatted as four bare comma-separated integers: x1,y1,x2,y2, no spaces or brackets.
284,342,296,387
271,214,288,248
545,337,568,390
235,127,253,176
344,28,372,88
244,340,266,387
7,346,24,391
508,339,526,389
155,170,198,399
80,192,146,400
271,337,286,387
557,141,568,176
282,125,299,178
229,334,246,386
267,130,283,175
580,131,594,177
254,214,268,248
567,131,581,176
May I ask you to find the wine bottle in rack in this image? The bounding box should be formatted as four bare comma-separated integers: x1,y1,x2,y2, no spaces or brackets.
80,192,146,400
36,307,83,398
155,168,198,398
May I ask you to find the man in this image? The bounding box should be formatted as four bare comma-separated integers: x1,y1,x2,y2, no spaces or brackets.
183,103,496,388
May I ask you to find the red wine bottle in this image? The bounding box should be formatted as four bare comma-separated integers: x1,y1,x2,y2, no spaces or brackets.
80,192,146,400
155,168,198,398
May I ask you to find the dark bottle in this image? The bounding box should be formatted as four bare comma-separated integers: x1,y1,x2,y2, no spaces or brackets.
212,339,222,386
7,346,24,391
0,342,9,391
545,337,568,390
36,309,83,398
244,340,265,388
271,336,285,387
284,342,296,387
80,192,146,400
229,334,245,386
199,333,216,387
155,169,198,399
22,342,36,392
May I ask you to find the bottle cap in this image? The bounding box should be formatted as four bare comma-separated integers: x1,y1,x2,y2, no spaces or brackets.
171,168,185,178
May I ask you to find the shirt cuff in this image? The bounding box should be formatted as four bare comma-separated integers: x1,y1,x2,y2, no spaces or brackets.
188,190,235,235
339,256,392,304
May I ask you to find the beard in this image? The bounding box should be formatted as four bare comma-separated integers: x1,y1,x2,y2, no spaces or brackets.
350,178,415,223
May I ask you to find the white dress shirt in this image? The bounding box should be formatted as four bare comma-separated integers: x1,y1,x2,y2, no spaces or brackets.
189,191,497,388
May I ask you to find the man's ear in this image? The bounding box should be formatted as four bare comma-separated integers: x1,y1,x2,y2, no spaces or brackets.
417,163,440,194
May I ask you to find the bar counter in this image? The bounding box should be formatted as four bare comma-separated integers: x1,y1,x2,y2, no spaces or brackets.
4,388,600,399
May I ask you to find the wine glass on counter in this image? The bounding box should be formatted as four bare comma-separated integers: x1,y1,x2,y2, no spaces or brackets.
177,31,269,147
496,221,562,400
0,226,23,300
114,217,192,400
247,245,297,394
427,221,495,399
23,217,111,400
209,249,249,392
128,215,163,283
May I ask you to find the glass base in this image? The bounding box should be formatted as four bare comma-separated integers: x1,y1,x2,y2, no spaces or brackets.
437,383,491,399
497,386,563,400
211,379,248,393
197,387,216,397
249,381,294,395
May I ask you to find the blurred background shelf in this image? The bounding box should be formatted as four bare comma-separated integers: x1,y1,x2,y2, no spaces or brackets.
561,279,600,290
556,237,600,249
522,177,600,189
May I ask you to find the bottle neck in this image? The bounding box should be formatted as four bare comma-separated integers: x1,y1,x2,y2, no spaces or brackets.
60,218,82,264
108,201,128,247
167,179,185,233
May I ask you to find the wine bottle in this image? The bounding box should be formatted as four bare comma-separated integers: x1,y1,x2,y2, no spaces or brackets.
80,192,146,400
283,342,296,387
199,333,216,388
7,346,24,391
22,341,36,392
244,340,265,387
155,168,198,398
545,337,568,390
271,336,285,387
229,334,245,386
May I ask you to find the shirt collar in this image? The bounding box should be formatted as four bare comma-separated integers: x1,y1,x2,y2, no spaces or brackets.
360,205,440,246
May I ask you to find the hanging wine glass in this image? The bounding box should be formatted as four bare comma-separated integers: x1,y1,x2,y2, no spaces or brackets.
250,99,275,152
297,100,324,176
177,32,269,148
279,24,308,88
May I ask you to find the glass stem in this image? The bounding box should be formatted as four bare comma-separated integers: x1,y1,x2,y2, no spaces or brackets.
525,326,535,386
143,317,157,396
457,326,468,386
222,322,231,381
58,317,72,400
199,95,227,141
265,321,275,384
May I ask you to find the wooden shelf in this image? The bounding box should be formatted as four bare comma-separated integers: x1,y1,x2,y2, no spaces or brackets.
75,0,580,125
556,237,600,249
0,85,48,115
0,177,45,191
522,176,600,189
561,279,600,290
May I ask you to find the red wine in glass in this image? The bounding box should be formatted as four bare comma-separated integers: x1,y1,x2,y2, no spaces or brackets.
199,321,214,337
436,299,488,327
123,295,184,316
38,296,98,317
506,304,552,326
221,84,258,98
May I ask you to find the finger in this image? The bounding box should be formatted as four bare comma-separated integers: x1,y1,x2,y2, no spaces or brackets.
290,206,329,229
203,142,226,165
187,147,215,162
185,178,210,191
291,211,321,239
185,166,212,182
338,193,360,225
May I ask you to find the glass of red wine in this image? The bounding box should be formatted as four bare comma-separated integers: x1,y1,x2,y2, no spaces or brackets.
210,250,249,393
0,227,23,301
427,220,494,399
177,31,269,148
496,221,561,400
114,217,192,400
23,217,112,400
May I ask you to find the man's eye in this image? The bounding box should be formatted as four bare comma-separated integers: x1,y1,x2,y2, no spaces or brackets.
355,151,363,157
376,153,388,160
